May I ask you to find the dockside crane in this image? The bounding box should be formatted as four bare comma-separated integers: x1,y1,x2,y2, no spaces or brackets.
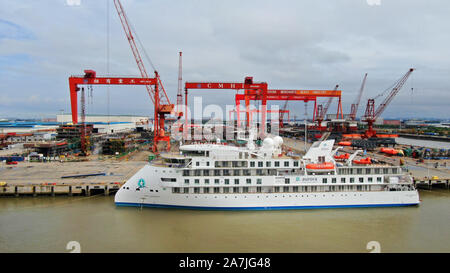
349,73,368,121
113,0,174,152
362,68,414,138
315,84,339,129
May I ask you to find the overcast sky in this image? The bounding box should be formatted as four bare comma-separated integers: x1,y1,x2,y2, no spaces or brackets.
0,0,449,120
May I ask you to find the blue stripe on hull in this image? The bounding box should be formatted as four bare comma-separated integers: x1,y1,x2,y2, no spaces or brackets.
115,202,419,210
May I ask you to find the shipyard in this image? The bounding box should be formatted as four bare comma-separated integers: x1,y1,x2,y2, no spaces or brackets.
1,0,449,255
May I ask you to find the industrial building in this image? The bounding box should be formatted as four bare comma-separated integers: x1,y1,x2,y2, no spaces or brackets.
56,114,150,134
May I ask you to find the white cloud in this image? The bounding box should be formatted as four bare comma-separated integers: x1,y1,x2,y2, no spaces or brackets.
0,0,449,119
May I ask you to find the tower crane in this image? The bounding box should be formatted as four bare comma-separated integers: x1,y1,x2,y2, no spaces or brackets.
113,0,174,152
349,73,368,121
315,84,339,129
362,68,414,138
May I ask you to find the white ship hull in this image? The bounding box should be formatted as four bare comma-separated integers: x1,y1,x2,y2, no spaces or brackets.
114,165,420,210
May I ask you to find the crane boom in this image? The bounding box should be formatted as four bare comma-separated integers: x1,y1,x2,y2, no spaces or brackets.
113,0,173,152
349,73,367,120
113,0,171,105
363,68,414,137
318,84,339,120
373,68,414,118
322,84,339,119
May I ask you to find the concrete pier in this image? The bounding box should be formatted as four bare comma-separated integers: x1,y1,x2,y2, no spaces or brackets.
414,177,450,190
0,182,122,197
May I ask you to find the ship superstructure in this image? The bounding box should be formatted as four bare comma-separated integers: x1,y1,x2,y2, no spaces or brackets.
115,132,419,210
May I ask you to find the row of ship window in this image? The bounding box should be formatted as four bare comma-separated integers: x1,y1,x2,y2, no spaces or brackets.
171,176,383,185
183,169,279,176
337,167,399,175
211,160,297,168
171,185,380,194
182,167,399,177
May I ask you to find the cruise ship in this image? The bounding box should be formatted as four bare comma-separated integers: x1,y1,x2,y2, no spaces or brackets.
114,133,420,210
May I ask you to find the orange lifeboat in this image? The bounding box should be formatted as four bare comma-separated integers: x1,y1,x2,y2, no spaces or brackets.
353,157,372,165
338,141,352,146
306,162,335,171
334,153,349,160
380,147,398,155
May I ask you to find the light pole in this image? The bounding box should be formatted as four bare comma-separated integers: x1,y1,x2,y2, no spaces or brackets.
59,109,64,126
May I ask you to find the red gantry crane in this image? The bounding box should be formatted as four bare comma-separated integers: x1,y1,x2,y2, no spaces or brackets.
69,70,167,154
113,0,174,152
184,77,268,138
362,68,414,138
235,88,343,131
349,73,368,121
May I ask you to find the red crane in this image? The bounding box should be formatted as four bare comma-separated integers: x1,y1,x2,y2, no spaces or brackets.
314,84,339,129
279,100,289,128
113,0,174,152
184,77,268,138
349,73,368,121
69,70,167,154
235,88,342,131
363,68,414,138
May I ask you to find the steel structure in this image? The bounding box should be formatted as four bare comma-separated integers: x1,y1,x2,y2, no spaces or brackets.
314,84,339,128
279,100,289,128
362,68,414,137
235,88,342,129
184,77,268,137
177,51,183,118
229,109,290,126
349,73,368,121
113,0,174,152
68,70,171,153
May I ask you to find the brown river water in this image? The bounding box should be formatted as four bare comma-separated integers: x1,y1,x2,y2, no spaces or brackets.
0,189,449,253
